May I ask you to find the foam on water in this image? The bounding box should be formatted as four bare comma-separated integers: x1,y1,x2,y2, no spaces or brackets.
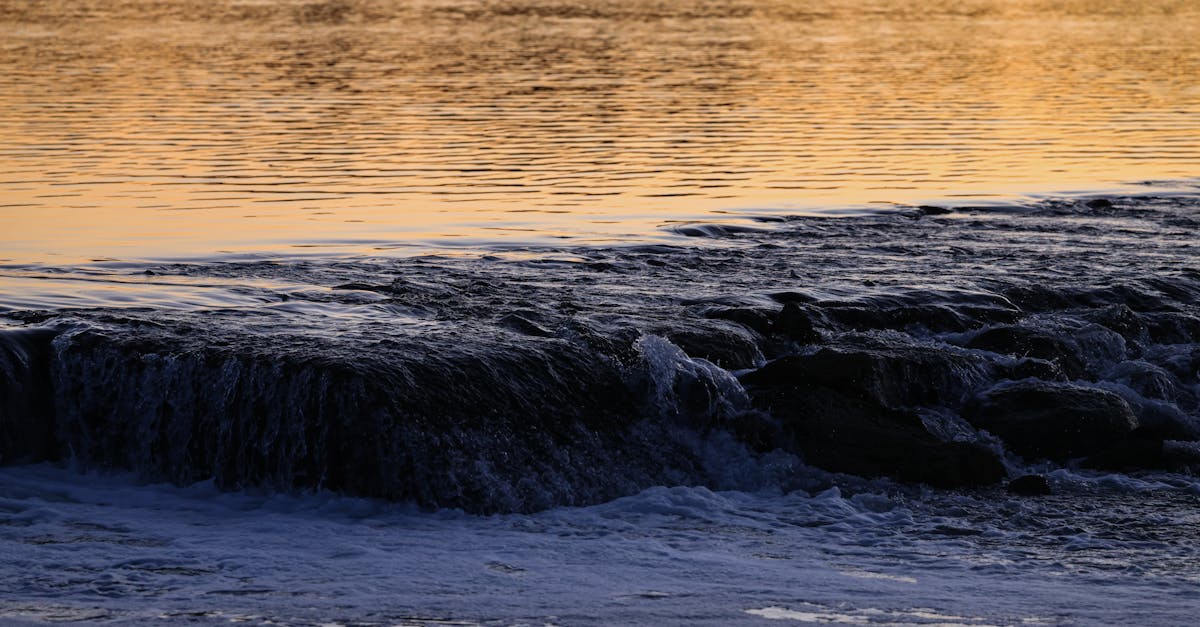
1,464,1198,625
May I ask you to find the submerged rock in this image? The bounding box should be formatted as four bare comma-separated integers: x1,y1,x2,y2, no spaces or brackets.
774,302,822,343
964,381,1139,461
742,344,988,410
1086,305,1149,345
744,378,1004,488
664,324,762,370
0,327,59,464
1084,436,1200,472
964,326,1087,379
1006,474,1051,496
35,327,707,514
1083,438,1170,472
703,307,773,336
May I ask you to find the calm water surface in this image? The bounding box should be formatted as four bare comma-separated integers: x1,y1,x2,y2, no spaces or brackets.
2,0,1198,261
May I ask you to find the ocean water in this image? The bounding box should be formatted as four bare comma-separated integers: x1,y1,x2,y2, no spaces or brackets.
2,0,1199,260
2,464,1198,625
2,1,1200,625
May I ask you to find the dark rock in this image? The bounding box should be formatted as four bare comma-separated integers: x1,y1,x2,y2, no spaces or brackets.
1006,474,1051,496
1080,431,1200,472
1159,346,1200,383
918,205,953,216
996,358,1066,382
0,327,60,464
1085,198,1114,210
703,307,773,336
665,325,762,370
1003,282,1174,315
767,291,818,305
964,381,1139,461
745,382,1004,488
742,344,988,409
1087,305,1148,344
1083,438,1168,472
1110,361,1178,403
824,303,977,333
1143,312,1200,344
774,302,821,343
821,293,1020,334
45,328,701,514
1002,285,1080,313
1127,404,1198,442
964,326,1087,379
1163,441,1200,472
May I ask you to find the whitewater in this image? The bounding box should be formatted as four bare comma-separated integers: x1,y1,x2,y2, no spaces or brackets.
2,464,1198,626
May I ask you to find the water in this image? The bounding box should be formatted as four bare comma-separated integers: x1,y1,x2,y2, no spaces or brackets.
2,0,1199,261
2,1,1200,625
2,465,1199,626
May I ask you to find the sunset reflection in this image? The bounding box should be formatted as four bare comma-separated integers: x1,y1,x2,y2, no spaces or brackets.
2,0,1198,261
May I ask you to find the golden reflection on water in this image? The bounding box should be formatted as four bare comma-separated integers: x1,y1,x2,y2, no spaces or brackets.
1,0,1198,261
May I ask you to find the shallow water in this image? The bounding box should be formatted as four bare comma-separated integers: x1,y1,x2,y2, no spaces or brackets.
3,0,1200,261
2,464,1199,626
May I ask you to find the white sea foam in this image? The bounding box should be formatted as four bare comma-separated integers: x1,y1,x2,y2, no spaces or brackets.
2,464,1198,625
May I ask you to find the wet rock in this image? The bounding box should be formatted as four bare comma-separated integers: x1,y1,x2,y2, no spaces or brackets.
1143,312,1200,344
744,382,1004,488
964,326,1088,379
1080,432,1200,472
1163,441,1200,472
703,307,773,336
917,205,953,216
1126,404,1198,442
823,304,970,333
45,328,702,514
1159,347,1200,384
1002,285,1080,313
742,344,988,409
767,291,818,305
774,302,821,343
1085,198,1114,210
964,381,1139,461
1006,474,1051,496
995,357,1066,382
821,295,1020,334
0,327,59,464
664,324,762,370
1110,361,1179,403
1083,438,1170,472
1086,305,1148,344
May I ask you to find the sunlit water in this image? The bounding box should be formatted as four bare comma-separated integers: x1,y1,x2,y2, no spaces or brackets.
2,0,1199,262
